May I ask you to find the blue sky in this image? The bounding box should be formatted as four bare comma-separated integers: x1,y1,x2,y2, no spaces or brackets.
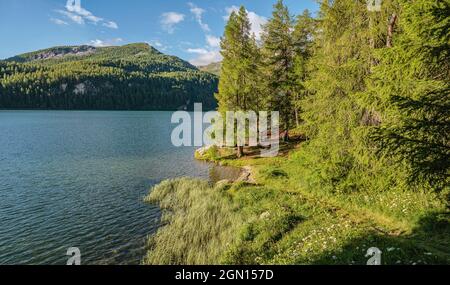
0,0,319,65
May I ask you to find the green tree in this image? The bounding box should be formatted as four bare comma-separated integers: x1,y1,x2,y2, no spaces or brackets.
299,0,387,193
292,9,315,127
261,0,295,140
367,0,450,191
216,6,260,157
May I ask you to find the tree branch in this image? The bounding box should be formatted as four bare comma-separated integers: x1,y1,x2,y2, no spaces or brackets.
387,13,398,48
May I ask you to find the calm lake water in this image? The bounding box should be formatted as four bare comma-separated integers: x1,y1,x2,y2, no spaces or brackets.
0,111,225,265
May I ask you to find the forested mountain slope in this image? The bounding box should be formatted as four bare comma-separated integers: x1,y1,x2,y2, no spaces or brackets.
198,62,222,76
0,43,218,110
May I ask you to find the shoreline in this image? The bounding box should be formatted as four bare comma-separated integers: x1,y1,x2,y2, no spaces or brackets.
142,143,449,265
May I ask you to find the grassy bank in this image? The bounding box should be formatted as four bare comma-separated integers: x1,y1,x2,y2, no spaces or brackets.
143,143,449,265
142,178,242,264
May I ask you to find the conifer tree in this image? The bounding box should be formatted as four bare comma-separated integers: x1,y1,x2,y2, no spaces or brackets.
261,0,295,141
367,0,450,191
299,0,381,191
216,11,240,113
292,9,315,127
216,7,260,157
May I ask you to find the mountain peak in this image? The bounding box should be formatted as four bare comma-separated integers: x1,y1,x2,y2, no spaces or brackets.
4,43,165,63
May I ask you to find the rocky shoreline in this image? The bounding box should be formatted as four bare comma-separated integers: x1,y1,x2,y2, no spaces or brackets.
195,146,256,185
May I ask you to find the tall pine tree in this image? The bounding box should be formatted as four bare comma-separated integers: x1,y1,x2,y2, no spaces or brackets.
292,9,315,127
216,7,260,157
299,0,393,193
261,0,295,141
367,0,450,192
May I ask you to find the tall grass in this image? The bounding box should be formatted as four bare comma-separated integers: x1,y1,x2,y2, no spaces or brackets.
142,178,242,265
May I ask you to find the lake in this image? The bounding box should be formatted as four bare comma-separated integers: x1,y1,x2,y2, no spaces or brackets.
0,111,221,265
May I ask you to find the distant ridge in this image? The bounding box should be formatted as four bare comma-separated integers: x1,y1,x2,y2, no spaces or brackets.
5,45,98,62
0,43,218,110
198,62,222,76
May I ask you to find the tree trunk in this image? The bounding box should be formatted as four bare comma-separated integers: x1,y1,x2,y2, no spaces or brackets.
237,146,244,158
387,14,398,48
295,108,300,127
284,112,290,142
282,130,289,142
369,15,377,68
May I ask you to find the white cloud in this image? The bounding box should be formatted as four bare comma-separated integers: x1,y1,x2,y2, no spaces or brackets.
187,48,222,66
88,38,123,47
65,0,102,23
187,48,209,54
50,18,69,26
161,12,185,34
151,41,163,48
89,39,107,47
103,21,118,29
188,2,210,32
57,9,84,24
147,40,168,51
55,0,119,29
224,6,267,41
184,2,219,65
206,35,221,48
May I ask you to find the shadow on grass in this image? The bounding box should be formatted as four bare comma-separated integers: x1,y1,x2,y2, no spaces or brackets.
371,88,450,192
224,136,306,160
309,211,450,265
